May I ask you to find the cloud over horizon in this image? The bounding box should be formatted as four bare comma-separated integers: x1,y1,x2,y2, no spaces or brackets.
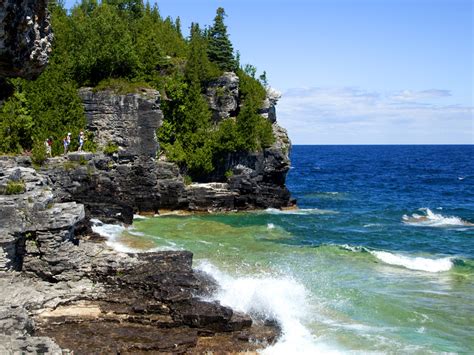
277,87,473,144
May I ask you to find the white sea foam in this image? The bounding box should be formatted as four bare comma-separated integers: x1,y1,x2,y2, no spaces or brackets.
267,223,276,230
196,261,342,355
90,219,140,253
133,214,148,220
402,208,473,227
90,219,173,253
363,223,382,228
370,251,453,273
264,208,337,215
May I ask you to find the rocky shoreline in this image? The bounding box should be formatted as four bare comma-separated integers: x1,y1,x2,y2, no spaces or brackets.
1,3,293,352
0,78,294,353
0,161,282,353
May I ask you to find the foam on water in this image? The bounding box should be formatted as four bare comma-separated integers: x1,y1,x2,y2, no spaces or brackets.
264,208,337,215
196,261,342,355
90,219,140,253
91,219,171,253
336,244,455,273
133,214,148,220
370,251,453,272
402,208,473,227
267,223,275,230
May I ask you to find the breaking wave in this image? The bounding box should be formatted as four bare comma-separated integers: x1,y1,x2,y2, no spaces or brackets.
196,261,342,354
402,208,473,227
370,251,453,273
336,244,455,273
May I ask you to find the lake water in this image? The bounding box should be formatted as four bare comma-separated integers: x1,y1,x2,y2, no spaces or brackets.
95,145,474,353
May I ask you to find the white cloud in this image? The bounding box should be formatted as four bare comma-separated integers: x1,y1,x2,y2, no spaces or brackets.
276,87,473,144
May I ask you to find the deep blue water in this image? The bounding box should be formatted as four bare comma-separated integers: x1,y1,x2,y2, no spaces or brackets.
286,145,474,258
128,144,474,352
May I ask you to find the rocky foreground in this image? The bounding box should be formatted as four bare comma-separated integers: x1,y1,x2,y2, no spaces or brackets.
0,162,280,353
1,40,292,351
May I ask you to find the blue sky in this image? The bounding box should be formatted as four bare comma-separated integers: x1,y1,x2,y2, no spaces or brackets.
65,0,473,144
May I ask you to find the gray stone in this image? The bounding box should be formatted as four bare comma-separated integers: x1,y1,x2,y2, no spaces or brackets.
79,88,163,158
0,0,53,79
206,72,239,122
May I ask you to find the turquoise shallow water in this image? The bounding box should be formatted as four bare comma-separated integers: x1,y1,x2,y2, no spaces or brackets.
108,145,474,353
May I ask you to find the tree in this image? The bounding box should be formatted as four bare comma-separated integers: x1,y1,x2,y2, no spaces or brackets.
185,23,219,84
0,79,33,153
207,7,236,72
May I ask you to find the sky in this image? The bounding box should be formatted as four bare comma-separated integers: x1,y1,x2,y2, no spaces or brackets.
65,0,473,144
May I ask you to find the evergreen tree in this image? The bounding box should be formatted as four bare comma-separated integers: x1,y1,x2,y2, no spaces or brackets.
175,16,182,38
185,23,219,84
207,7,236,72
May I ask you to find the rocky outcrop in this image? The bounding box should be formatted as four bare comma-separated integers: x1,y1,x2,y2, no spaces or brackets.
79,88,163,158
0,163,85,276
260,87,282,123
0,0,52,79
206,71,239,122
0,160,280,352
32,86,292,222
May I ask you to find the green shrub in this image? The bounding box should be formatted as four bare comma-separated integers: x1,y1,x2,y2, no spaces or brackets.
183,175,192,185
82,131,97,152
63,161,77,171
103,141,119,155
225,169,234,180
31,140,47,165
5,180,26,195
94,78,152,95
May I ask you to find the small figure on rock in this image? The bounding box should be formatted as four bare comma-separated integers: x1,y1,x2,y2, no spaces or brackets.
63,132,71,155
78,131,85,152
44,138,52,157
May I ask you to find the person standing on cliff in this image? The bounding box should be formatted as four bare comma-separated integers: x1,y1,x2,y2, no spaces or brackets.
63,133,71,155
45,138,52,157
78,131,85,152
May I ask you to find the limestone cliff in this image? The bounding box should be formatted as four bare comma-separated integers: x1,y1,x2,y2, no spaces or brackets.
0,0,52,79
37,77,293,223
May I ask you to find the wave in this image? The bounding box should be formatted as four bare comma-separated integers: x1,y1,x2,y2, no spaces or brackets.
264,208,338,215
267,223,276,230
91,219,176,253
335,244,455,273
402,208,474,227
90,219,140,253
369,251,453,273
196,261,342,355
133,214,148,220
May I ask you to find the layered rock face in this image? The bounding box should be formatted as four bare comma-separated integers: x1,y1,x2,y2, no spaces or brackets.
46,83,293,223
0,0,52,79
79,88,163,158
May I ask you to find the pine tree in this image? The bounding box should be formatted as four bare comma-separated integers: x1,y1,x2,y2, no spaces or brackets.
185,23,218,83
207,7,236,72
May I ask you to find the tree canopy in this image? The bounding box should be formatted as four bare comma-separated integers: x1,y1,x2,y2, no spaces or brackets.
0,1,274,178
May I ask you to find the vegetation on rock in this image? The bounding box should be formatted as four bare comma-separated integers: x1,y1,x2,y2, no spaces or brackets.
4,180,26,195
0,1,274,179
